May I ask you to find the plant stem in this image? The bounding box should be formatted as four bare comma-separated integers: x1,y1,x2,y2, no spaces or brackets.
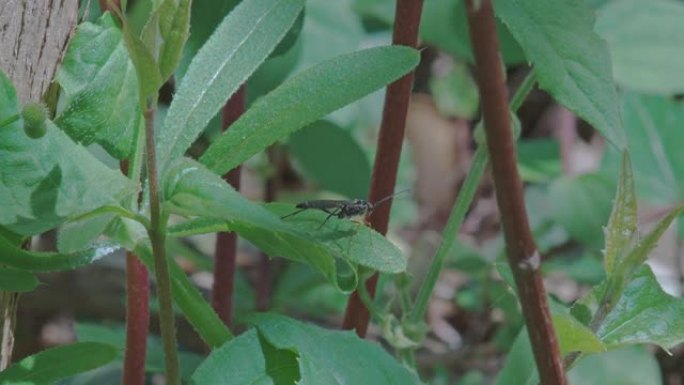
341,0,425,338
465,1,566,384
212,86,245,328
410,148,488,323
409,67,536,326
143,106,180,385
120,160,150,385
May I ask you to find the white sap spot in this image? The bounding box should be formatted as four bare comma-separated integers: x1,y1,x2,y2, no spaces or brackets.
518,251,541,271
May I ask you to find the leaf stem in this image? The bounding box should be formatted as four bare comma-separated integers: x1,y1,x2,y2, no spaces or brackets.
143,106,180,385
465,1,566,384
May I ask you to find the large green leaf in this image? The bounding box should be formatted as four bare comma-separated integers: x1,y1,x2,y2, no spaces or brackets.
596,0,684,95
55,14,141,160
617,93,684,205
494,0,626,149
0,268,39,292
568,346,661,385
0,71,136,235
250,313,422,385
141,0,191,81
597,265,684,350
0,234,118,271
288,120,371,198
0,342,118,385
200,45,420,175
157,0,305,172
192,329,276,385
163,158,406,291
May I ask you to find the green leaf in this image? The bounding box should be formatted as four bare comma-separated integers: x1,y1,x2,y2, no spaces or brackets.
141,0,191,80
603,152,637,275
200,45,420,175
0,235,118,271
0,342,118,385
494,329,537,385
121,17,163,104
567,346,661,385
618,93,684,204
176,0,240,80
250,313,422,385
58,214,117,253
550,305,604,356
596,0,684,94
597,265,684,350
494,0,626,149
0,121,135,235
157,0,305,172
549,173,615,250
288,120,371,198
0,268,39,292
192,329,276,385
55,14,141,160
0,71,136,235
167,217,230,238
163,158,406,291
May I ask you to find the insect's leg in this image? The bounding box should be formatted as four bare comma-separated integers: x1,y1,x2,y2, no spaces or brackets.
281,207,308,219
318,207,342,229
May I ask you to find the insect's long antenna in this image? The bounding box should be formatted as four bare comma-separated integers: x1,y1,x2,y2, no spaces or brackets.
281,208,307,220
372,188,410,208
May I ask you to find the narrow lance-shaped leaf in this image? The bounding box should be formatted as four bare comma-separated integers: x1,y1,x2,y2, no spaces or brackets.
494,0,627,148
0,342,118,385
0,234,118,271
603,151,637,275
120,14,163,104
55,13,141,160
157,0,305,172
200,46,420,175
141,0,191,80
0,70,137,235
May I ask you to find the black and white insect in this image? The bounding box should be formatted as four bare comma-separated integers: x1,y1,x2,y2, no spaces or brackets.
281,189,409,229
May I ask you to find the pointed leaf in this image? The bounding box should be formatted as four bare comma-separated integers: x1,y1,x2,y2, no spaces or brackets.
157,0,305,172
250,313,422,385
0,342,118,385
163,158,406,291
121,18,163,103
494,0,626,148
141,0,191,80
597,265,684,350
192,329,275,385
200,45,420,175
55,14,141,160
0,268,39,292
0,71,136,235
0,234,118,271
603,151,638,274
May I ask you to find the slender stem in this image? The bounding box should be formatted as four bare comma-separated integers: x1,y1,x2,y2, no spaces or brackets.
342,0,425,338
409,62,536,326
410,148,488,323
212,86,245,327
120,158,150,385
465,1,566,384
0,114,20,130
143,106,180,385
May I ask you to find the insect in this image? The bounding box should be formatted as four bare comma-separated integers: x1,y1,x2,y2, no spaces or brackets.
281,189,409,229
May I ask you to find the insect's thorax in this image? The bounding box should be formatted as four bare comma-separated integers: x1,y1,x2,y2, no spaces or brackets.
340,199,373,218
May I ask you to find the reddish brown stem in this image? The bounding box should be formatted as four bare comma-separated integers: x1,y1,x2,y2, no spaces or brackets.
212,86,246,327
341,0,424,337
123,251,150,385
464,1,567,384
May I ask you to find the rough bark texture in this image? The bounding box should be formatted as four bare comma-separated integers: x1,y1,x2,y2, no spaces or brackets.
0,0,78,104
